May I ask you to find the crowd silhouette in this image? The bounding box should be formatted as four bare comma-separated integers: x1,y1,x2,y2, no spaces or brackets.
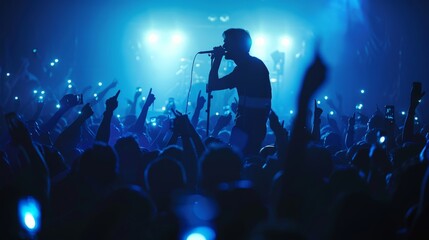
1,29,429,240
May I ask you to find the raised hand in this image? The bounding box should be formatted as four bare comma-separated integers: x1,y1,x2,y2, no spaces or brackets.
134,88,142,100
411,82,425,108
300,51,327,101
145,88,155,107
314,99,323,120
59,94,81,110
80,103,94,120
348,113,356,128
108,78,118,89
5,112,32,146
269,109,285,133
195,90,206,110
106,90,120,113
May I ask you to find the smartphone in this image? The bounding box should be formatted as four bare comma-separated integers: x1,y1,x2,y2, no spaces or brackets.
76,94,83,105
385,105,394,121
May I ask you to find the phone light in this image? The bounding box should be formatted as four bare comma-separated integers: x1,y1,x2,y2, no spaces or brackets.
329,111,334,115
32,48,37,53
56,104,61,109
379,136,386,144
54,59,59,63
185,226,215,240
401,111,406,115
93,93,98,97
98,82,103,87
68,84,72,89
152,122,157,127
67,79,72,84
18,196,41,234
215,112,219,116
138,88,143,92
317,100,321,105
289,110,294,114
360,89,365,94
117,114,121,118
78,111,82,115
14,96,19,100
50,62,55,67
188,101,192,106
39,96,43,100
6,72,10,77
33,90,38,94
161,106,166,111
324,96,328,100
41,90,45,95
356,104,363,110
415,117,419,121
142,97,146,101
419,99,422,103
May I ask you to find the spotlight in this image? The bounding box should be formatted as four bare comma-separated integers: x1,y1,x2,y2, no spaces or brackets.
171,32,184,44
147,32,159,44
254,35,267,46
280,36,293,50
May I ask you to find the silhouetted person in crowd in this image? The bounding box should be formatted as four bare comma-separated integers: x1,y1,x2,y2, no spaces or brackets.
208,28,272,156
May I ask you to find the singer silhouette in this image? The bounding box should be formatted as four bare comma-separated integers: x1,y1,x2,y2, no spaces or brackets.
208,28,272,156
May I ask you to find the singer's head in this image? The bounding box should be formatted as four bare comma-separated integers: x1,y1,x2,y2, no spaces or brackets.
222,28,252,59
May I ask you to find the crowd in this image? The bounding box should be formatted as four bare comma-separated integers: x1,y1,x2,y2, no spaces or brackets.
0,48,428,240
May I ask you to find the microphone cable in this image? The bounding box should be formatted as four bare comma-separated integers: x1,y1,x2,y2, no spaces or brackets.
185,53,199,114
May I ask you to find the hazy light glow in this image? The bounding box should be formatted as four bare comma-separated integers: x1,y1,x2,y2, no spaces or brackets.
329,111,334,115
379,136,386,144
68,84,72,89
401,111,406,115
360,89,365,94
67,79,72,83
254,35,267,46
98,82,103,86
18,196,41,233
171,32,184,44
280,36,293,50
185,227,215,240
54,58,59,63
147,32,159,44
50,62,55,66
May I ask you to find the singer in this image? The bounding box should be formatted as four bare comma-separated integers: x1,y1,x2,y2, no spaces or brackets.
208,28,272,156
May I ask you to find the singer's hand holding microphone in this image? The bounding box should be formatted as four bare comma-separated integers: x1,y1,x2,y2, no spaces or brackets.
198,46,226,58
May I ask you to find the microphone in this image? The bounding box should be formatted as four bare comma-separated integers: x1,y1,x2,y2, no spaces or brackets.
197,49,226,54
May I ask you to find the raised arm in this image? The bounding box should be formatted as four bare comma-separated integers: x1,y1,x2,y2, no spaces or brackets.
95,90,120,144
191,90,206,127
311,99,323,142
403,82,425,142
40,94,82,133
89,79,118,107
129,88,155,135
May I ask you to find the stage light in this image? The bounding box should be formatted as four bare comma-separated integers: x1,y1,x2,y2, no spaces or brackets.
219,15,230,22
147,32,159,44
254,35,267,46
171,32,184,44
280,36,293,50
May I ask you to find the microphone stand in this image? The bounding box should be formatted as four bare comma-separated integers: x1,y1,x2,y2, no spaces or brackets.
206,57,214,138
